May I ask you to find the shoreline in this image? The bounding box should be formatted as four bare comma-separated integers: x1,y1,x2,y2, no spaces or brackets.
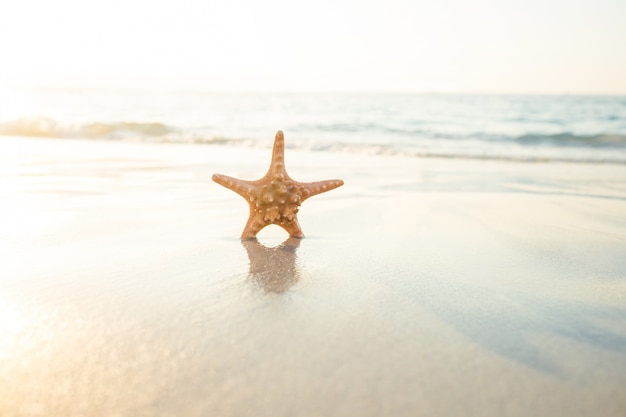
3,133,626,166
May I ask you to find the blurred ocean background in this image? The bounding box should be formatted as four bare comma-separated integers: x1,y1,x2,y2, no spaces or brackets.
1,90,625,163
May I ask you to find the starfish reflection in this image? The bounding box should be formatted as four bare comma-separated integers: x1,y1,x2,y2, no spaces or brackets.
242,237,302,293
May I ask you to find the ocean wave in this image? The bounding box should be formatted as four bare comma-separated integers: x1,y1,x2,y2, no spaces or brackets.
288,141,626,164
516,133,626,147
293,122,626,149
2,117,625,164
0,117,175,140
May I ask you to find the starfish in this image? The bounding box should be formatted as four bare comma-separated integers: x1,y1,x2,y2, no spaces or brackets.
212,130,344,239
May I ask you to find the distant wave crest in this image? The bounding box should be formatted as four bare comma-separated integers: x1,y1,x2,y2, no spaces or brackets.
516,132,626,147
0,117,174,140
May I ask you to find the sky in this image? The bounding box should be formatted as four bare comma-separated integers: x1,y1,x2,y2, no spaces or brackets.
1,0,625,94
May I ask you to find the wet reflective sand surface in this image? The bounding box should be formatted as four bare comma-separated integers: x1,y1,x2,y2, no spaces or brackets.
1,137,626,416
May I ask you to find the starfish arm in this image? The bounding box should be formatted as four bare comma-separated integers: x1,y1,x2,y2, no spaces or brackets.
241,210,268,239
241,211,305,239
212,173,256,199
299,179,344,201
267,130,287,178
279,218,305,239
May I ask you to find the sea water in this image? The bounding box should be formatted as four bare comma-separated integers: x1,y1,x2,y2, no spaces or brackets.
1,90,625,163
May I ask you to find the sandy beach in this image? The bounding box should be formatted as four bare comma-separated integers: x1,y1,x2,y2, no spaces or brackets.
1,136,626,416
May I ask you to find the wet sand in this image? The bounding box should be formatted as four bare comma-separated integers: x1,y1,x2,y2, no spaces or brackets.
1,136,626,416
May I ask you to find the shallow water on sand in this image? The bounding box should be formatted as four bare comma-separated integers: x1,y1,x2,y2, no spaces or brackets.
1,137,626,416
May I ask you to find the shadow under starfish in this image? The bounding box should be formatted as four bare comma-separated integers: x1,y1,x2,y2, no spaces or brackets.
242,237,302,294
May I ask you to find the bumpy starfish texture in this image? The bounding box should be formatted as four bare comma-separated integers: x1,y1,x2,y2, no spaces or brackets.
212,130,344,239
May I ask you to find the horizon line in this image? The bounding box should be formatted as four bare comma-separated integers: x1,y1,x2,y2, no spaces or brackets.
2,85,626,97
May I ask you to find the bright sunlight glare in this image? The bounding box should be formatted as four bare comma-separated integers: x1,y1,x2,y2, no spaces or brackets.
0,0,625,93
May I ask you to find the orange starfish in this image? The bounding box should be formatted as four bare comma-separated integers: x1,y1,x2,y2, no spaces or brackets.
212,130,344,239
